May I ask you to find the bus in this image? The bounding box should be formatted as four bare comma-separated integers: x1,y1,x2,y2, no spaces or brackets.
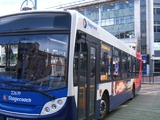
0,10,142,120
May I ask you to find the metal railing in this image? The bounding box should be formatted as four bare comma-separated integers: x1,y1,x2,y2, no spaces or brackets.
142,73,160,83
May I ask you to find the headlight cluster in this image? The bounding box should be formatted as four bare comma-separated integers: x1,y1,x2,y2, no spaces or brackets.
40,97,67,115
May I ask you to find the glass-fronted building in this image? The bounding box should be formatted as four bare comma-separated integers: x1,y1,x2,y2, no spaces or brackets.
53,0,140,51
153,1,160,73
78,0,135,39
140,0,160,75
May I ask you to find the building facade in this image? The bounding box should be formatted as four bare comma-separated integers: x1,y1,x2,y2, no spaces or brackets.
144,0,160,75
53,0,140,51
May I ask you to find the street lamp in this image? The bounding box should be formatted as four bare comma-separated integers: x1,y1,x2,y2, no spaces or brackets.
20,0,37,11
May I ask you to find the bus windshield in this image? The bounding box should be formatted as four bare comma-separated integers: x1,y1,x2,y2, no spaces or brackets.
0,34,69,91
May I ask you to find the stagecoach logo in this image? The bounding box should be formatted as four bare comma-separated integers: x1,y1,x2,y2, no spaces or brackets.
83,18,97,31
3,94,32,103
3,95,7,101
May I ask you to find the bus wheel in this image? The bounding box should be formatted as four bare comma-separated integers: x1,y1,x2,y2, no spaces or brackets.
99,94,109,120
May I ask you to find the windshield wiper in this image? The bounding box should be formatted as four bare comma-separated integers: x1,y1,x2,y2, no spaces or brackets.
0,81,55,100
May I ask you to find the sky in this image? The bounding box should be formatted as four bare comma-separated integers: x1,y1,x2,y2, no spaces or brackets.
0,0,86,15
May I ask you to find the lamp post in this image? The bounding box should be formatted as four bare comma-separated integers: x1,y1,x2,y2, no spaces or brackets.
20,0,37,11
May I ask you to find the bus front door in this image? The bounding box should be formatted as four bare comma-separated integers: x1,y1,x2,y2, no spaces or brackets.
76,41,98,120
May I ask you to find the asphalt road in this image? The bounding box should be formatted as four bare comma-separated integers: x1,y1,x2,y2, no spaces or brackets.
105,84,160,120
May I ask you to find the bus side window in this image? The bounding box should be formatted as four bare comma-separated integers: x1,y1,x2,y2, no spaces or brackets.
136,59,140,76
73,42,88,85
127,55,132,77
112,48,121,79
132,57,136,77
100,44,112,81
121,52,128,79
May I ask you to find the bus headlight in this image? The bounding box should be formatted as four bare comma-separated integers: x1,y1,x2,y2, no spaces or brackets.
51,104,57,110
40,97,67,115
45,107,50,112
57,99,63,105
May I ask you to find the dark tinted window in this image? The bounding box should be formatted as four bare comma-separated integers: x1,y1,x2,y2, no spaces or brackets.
121,52,128,79
113,48,121,79
154,60,160,72
132,57,136,76
0,13,71,32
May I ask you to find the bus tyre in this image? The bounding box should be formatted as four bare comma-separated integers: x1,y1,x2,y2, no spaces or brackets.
99,94,109,120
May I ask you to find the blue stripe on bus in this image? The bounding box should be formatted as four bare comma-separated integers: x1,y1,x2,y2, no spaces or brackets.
0,96,77,120
0,88,68,117
109,90,132,111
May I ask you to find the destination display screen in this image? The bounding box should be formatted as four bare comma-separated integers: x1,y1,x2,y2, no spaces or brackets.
0,12,71,32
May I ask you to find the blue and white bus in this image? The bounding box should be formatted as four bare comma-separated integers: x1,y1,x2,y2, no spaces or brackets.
0,10,142,120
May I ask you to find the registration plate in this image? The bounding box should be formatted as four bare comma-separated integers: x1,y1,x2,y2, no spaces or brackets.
6,117,20,120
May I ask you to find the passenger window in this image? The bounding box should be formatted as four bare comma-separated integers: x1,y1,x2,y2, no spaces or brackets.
100,44,112,81
136,59,140,76
127,55,132,77
121,52,128,79
132,57,136,76
113,48,121,79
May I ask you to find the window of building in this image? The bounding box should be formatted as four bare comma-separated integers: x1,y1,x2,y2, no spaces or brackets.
124,31,133,38
154,8,160,15
154,39,160,42
140,0,146,5
120,32,125,39
154,60,160,72
154,21,160,32
141,6,146,14
154,50,160,57
114,2,120,10
141,45,147,54
154,26,160,32
123,1,129,9
129,0,134,8
101,3,114,12
141,22,146,30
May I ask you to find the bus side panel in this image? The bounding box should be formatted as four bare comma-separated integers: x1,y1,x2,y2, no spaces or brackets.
135,68,142,94
109,79,134,111
109,90,132,111
135,52,142,93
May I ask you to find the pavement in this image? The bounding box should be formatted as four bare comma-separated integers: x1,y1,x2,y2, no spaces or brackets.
105,83,160,120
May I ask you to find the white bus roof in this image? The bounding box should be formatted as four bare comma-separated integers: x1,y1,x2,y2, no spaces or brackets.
69,10,136,57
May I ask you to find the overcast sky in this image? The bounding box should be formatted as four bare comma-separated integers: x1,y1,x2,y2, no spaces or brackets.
0,0,86,15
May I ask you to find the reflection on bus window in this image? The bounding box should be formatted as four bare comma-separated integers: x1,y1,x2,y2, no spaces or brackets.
0,44,18,74
0,34,69,90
